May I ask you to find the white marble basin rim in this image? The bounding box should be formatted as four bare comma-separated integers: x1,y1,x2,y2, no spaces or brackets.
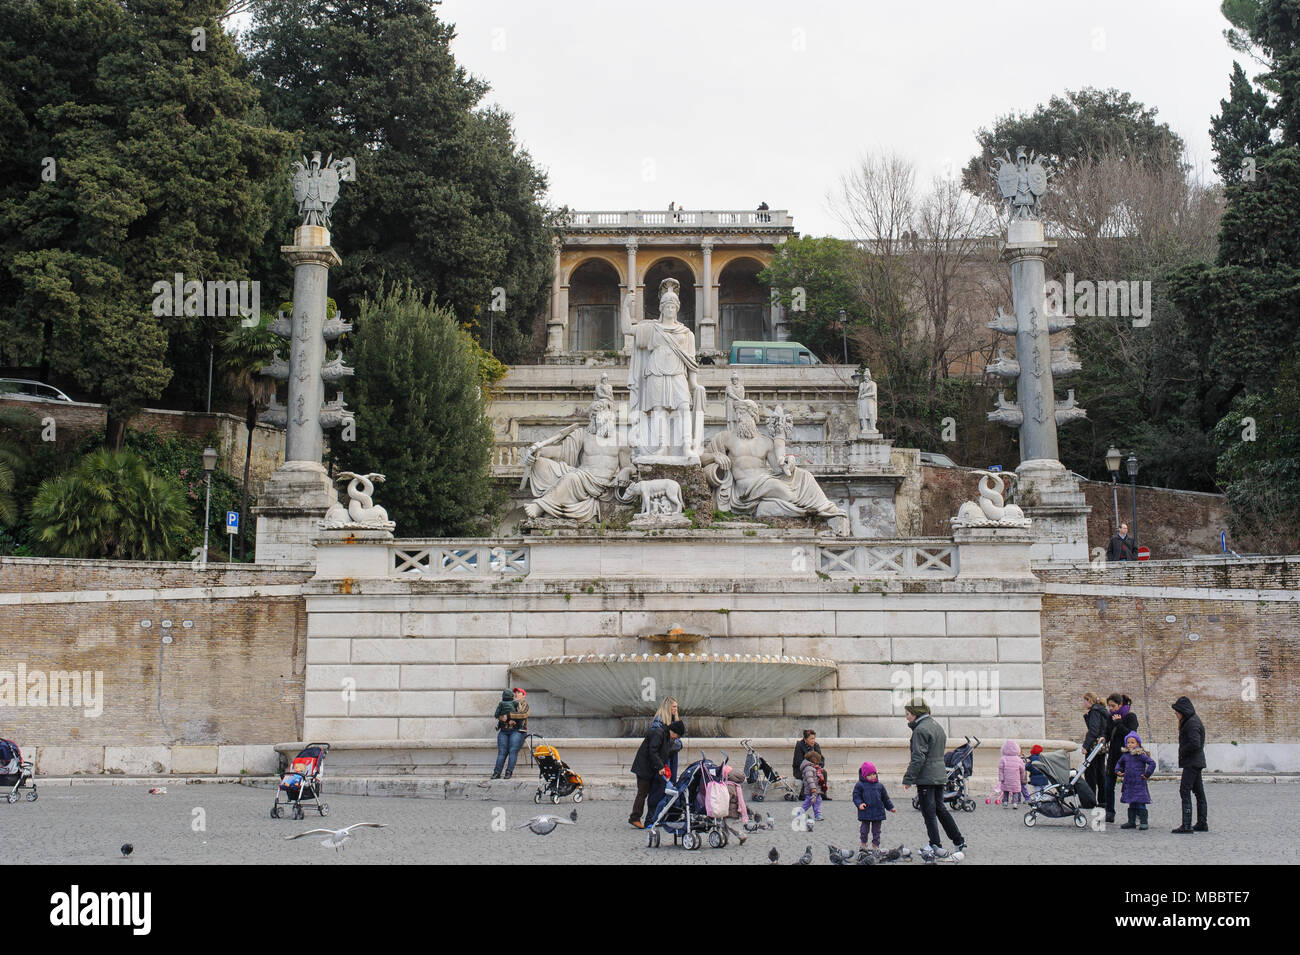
508,653,837,717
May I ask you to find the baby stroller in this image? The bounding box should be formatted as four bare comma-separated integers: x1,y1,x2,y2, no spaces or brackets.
525,734,584,805
911,736,980,813
741,739,799,802
1023,739,1103,829
646,755,731,850
271,743,329,820
0,739,36,804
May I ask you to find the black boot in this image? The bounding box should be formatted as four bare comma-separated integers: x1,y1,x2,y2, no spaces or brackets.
1193,820,1209,832
1172,807,1194,834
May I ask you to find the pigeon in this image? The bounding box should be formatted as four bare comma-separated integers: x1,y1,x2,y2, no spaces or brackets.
792,844,812,865
285,822,386,852
883,845,904,862
515,809,578,835
857,848,876,865
120,843,133,857
768,847,780,864
828,844,856,866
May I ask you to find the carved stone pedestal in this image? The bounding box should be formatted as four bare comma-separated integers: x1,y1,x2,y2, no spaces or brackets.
253,462,339,565
1014,459,1091,563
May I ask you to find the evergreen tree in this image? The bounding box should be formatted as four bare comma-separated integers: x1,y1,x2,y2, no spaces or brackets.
338,283,498,536
1210,63,1274,183
244,0,556,363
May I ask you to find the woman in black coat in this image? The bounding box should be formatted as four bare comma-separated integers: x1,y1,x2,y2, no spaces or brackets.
1171,696,1208,833
1103,693,1139,823
1081,691,1111,800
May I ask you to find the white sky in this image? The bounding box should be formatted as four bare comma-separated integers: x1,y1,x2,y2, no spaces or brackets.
440,0,1242,236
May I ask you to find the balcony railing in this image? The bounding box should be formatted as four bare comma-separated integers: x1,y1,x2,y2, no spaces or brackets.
817,541,957,578
564,210,792,230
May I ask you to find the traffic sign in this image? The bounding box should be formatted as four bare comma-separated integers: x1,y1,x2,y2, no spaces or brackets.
1137,546,1151,561
226,511,239,535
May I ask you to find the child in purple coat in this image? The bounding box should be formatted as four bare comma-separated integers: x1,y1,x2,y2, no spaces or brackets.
1115,731,1156,830
852,761,896,849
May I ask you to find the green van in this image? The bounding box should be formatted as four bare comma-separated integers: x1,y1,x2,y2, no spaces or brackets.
728,341,822,365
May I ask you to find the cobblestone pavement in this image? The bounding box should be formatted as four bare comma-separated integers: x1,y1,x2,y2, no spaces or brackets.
10,781,1296,865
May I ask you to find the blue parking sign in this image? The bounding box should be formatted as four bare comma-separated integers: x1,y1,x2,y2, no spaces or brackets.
226,511,239,535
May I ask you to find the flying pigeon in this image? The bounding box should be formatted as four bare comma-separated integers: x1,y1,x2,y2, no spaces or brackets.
515,809,578,835
792,844,812,865
828,844,856,866
120,843,133,857
768,847,780,864
285,822,386,852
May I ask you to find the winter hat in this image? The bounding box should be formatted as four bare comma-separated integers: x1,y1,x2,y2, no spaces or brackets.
1001,739,1020,757
1125,732,1143,748
1030,744,1043,755
860,761,877,778
512,687,527,696
1171,696,1195,717
904,699,930,717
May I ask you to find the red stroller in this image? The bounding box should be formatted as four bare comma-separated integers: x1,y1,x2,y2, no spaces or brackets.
271,743,329,820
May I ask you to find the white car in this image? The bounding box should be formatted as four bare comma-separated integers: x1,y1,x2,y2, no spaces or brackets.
0,379,73,403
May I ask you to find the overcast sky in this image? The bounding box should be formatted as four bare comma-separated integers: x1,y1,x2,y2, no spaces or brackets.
439,0,1243,237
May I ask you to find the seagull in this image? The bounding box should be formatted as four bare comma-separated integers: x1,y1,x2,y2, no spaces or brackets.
828,844,856,866
792,844,812,865
515,809,578,835
768,847,780,864
120,843,133,857
285,822,386,851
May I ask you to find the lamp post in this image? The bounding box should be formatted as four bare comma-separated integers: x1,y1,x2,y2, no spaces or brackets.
1126,452,1139,555
1105,446,1122,530
838,309,848,365
202,446,217,566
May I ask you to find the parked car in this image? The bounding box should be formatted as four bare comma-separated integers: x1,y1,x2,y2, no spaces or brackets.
919,451,958,468
728,341,822,365
0,379,73,403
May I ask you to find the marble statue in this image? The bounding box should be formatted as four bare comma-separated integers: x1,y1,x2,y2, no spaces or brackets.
702,399,847,533
988,392,1023,427
992,146,1051,221
953,470,1029,527
623,277,706,464
522,399,632,522
323,472,394,529
290,151,354,228
725,372,745,432
854,368,878,435
595,372,613,403
620,478,686,518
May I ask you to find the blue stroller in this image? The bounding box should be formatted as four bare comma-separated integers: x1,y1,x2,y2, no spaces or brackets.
646,755,732,850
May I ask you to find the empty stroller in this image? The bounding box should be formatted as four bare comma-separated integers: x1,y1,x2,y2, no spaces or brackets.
910,736,980,813
525,734,584,805
741,739,799,802
646,755,732,850
1023,738,1103,829
271,743,329,820
0,739,36,804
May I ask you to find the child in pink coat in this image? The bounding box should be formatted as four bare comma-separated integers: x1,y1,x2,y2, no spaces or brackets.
992,739,1027,807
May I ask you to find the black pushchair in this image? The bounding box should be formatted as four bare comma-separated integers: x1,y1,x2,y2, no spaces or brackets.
0,739,36,804
1023,738,1103,829
646,755,732,850
741,739,799,802
911,736,980,813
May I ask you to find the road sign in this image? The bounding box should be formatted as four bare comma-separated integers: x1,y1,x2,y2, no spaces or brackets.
1221,531,1228,553
1137,546,1151,562
226,511,239,535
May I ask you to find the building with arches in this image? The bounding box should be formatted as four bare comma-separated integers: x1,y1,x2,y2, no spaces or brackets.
546,209,796,358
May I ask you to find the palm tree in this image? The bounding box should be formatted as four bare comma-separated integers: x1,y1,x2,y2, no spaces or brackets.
221,315,279,560
30,448,195,559
0,405,38,527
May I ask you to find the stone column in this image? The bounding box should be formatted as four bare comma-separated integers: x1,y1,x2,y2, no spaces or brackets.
699,238,716,352
546,243,564,355
623,237,638,354
1006,220,1059,462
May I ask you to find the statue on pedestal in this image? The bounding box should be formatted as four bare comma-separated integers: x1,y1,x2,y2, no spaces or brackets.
624,277,705,464
725,372,745,432
701,399,847,533
522,399,632,522
854,367,879,435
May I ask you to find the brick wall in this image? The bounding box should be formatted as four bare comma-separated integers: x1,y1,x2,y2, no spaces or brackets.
1038,558,1299,749
921,466,1230,559
0,559,310,749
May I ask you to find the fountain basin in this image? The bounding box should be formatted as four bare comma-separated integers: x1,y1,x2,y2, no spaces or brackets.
508,652,837,725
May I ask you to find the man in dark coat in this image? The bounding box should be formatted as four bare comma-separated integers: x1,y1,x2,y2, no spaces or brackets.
1106,523,1136,562
628,719,684,829
1171,696,1208,833
901,700,965,854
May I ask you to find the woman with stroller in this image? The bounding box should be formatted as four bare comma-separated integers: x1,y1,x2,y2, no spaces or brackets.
1082,691,1110,801
1103,693,1139,824
650,697,682,783
628,718,685,829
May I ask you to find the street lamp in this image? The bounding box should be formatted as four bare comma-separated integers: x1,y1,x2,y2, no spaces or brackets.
837,309,848,365
201,446,217,566
1126,452,1139,555
1105,446,1122,531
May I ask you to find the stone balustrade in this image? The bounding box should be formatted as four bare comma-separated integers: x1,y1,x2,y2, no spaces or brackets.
563,209,792,229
